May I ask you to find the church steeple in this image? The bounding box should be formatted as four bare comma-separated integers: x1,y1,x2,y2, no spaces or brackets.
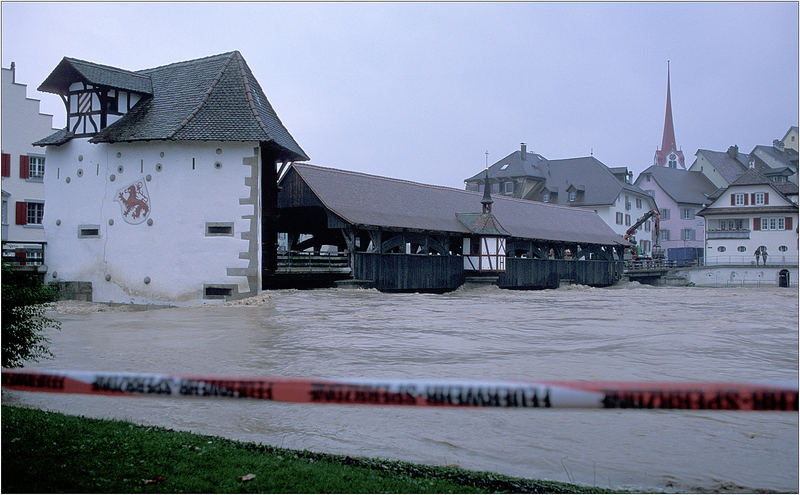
654,61,685,168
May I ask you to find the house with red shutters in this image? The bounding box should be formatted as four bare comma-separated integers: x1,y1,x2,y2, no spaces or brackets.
697,168,798,267
1,63,59,266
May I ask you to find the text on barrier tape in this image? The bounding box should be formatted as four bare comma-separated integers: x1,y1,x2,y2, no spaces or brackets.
2,369,797,411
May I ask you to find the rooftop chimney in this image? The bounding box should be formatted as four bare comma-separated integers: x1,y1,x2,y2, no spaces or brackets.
727,145,738,159
10,61,15,83
773,139,785,151
520,142,527,160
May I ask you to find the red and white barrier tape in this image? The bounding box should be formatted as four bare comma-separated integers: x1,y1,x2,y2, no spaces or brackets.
2,369,797,411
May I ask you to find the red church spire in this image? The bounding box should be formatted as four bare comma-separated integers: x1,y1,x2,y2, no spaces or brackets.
655,61,685,168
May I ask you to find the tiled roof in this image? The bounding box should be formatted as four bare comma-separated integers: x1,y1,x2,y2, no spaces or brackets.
695,148,749,183
750,144,798,171
465,148,653,207
34,52,308,161
636,165,717,205
773,182,799,196
546,156,652,206
464,149,547,182
38,57,153,94
284,163,625,246
455,213,511,236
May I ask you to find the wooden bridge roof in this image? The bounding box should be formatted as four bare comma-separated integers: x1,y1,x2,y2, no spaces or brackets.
281,163,626,246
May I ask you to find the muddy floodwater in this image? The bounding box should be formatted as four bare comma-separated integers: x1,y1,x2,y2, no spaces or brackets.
4,283,798,493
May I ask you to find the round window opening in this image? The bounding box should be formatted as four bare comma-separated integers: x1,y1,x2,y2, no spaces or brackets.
737,246,746,252
717,246,726,252
779,245,788,252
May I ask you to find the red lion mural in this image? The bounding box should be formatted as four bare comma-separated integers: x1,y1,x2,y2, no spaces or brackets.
116,181,150,224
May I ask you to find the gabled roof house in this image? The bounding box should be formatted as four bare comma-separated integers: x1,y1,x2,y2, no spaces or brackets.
635,166,718,259
697,168,798,267
35,51,307,304
464,144,657,242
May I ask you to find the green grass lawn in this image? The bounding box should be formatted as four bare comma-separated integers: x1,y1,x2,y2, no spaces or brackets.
1,405,614,493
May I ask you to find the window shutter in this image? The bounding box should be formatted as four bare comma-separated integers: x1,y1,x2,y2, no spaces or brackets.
1,153,10,177
19,155,29,179
752,218,760,231
786,217,792,231
764,192,769,205
15,201,27,225
745,194,750,205
730,194,735,206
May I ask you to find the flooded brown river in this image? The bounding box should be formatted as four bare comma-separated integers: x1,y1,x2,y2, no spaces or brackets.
3,283,798,493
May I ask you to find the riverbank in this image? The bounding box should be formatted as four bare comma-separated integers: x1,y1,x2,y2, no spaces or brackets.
1,405,609,493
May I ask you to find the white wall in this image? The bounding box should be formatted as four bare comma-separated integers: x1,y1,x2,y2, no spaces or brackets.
1,66,58,243
44,138,262,304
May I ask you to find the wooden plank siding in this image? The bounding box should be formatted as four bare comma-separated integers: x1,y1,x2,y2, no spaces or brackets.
354,253,464,292
498,258,623,289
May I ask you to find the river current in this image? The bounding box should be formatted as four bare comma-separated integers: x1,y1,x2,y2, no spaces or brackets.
3,283,798,493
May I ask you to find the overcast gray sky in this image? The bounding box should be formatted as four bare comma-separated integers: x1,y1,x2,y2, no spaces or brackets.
2,2,798,188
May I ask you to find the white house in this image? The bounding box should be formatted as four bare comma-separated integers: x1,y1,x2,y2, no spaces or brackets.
1,63,59,264
34,52,308,304
697,168,798,267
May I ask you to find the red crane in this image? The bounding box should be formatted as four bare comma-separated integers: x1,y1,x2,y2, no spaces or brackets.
623,209,665,259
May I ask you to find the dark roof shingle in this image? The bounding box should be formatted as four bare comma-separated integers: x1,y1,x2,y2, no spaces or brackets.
284,163,625,246
636,165,717,205
34,52,308,161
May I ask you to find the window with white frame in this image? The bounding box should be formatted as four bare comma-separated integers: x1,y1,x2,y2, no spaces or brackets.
754,192,766,205
659,208,670,220
644,221,651,232
681,228,696,240
26,201,44,225
28,156,45,179
542,191,550,203
761,217,785,230
681,208,693,219
635,198,642,209
568,190,577,202
734,193,745,206
625,214,631,226
504,182,513,194
616,212,623,224
660,229,670,241
717,219,745,231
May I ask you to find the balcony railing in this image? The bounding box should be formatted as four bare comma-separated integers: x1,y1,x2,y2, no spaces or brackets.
704,255,797,266
707,229,751,240
2,241,46,268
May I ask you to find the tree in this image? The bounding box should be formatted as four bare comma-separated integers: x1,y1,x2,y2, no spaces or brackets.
2,264,61,368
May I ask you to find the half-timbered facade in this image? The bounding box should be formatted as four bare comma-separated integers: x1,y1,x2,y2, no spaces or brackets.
34,52,307,304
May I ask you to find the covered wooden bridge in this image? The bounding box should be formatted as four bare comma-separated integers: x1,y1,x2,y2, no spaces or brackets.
270,163,626,291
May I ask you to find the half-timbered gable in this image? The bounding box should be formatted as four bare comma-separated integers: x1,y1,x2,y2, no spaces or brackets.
37,58,152,140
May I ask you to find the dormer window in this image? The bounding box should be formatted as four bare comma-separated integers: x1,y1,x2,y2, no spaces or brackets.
568,190,577,202
542,191,550,203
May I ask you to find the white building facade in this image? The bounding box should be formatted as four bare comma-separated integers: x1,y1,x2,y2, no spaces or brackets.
1,64,59,264
698,169,798,267
34,52,307,304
